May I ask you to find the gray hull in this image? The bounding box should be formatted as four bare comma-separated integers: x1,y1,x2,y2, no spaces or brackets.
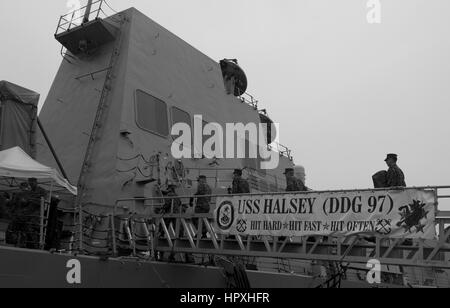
0,246,375,288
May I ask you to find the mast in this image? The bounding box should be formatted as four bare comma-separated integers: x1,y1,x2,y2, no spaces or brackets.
83,0,94,23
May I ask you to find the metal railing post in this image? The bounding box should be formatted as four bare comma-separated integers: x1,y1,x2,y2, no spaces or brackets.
40,197,45,250
55,16,63,35
78,203,83,252
83,0,94,23
215,169,219,189
110,214,117,256
96,0,104,19
69,11,76,31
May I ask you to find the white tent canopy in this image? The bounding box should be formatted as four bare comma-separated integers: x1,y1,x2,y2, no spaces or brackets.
0,147,77,195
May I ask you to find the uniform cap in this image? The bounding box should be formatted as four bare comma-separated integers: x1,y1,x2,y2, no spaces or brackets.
233,169,243,176
284,168,294,175
385,154,398,162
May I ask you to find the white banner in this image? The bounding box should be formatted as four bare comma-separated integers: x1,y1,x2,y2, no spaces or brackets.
213,189,436,239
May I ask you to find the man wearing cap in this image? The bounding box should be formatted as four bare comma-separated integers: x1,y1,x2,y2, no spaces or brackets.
385,154,406,188
231,169,251,194
285,168,307,192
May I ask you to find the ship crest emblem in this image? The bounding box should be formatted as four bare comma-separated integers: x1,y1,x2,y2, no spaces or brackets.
216,201,235,231
396,200,429,234
375,219,392,235
236,219,248,233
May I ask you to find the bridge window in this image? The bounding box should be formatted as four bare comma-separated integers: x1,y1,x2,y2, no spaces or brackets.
171,107,191,150
135,90,169,137
171,107,191,131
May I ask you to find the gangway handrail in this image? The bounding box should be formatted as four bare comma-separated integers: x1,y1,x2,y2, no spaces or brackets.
115,185,450,202
113,186,450,219
182,166,286,191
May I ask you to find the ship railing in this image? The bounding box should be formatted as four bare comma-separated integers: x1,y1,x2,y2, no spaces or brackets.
55,0,107,36
182,167,286,192
238,91,259,110
175,167,234,190
77,187,450,268
268,142,294,161
233,89,295,161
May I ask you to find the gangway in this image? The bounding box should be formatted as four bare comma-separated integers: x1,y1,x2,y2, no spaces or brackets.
71,186,450,286
84,187,450,267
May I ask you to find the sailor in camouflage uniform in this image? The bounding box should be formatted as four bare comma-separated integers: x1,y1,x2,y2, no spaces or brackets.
231,169,251,194
163,184,184,214
385,154,406,188
0,193,8,219
190,175,212,238
284,168,307,192
163,184,185,242
193,175,212,214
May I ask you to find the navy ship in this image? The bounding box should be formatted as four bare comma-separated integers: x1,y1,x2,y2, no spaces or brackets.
1,1,449,288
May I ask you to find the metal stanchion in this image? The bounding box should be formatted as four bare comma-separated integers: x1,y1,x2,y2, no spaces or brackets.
40,197,45,250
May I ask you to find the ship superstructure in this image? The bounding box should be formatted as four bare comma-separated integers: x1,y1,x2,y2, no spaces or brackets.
40,4,295,215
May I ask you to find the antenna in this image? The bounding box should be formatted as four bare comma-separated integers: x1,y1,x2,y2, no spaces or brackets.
83,0,94,23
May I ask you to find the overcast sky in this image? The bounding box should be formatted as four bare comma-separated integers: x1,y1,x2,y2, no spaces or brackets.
1,0,450,195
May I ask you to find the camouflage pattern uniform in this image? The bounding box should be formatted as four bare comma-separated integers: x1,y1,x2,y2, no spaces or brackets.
386,165,406,188
0,194,8,219
164,190,185,214
232,178,251,194
162,189,186,240
194,182,212,214
7,186,46,249
286,177,307,192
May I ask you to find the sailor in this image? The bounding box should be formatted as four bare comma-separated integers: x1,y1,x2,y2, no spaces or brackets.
189,176,212,239
384,154,406,188
163,184,185,242
0,196,6,219
0,192,11,219
284,168,307,192
163,184,184,214
294,166,307,187
231,169,251,194
192,175,212,214
27,178,47,201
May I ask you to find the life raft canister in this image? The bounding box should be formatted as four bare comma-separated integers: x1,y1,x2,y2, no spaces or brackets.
220,59,248,96
258,112,278,145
